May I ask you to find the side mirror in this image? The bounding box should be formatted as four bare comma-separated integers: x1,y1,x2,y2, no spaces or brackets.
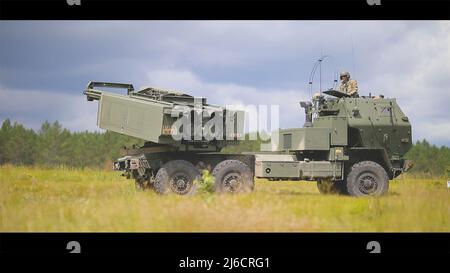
300,101,313,127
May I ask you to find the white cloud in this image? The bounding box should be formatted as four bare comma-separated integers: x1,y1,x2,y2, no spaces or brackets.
360,21,450,144
0,86,100,132
145,68,308,129
414,122,450,144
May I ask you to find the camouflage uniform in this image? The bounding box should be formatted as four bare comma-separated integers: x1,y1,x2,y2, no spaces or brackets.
339,71,358,97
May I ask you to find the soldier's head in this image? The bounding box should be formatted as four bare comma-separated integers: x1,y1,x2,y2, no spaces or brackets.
340,71,350,83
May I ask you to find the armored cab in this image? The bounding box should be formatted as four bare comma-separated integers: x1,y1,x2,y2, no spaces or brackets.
256,89,412,196
84,82,254,195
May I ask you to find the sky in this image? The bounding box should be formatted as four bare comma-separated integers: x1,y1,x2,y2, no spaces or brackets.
0,21,449,146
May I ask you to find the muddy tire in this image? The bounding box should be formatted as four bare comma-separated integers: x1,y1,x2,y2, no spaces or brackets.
346,161,389,197
153,160,200,195
212,160,254,193
317,179,346,195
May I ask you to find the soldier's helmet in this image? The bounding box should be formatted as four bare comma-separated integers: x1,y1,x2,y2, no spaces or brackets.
340,71,350,79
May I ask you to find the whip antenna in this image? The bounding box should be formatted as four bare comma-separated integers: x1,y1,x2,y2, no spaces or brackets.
308,55,332,97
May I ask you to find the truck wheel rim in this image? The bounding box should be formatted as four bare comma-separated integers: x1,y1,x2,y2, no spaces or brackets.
170,174,192,194
223,173,241,192
358,173,378,194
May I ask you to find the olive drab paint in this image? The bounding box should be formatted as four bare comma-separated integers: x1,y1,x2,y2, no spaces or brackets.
84,81,412,197
256,89,412,184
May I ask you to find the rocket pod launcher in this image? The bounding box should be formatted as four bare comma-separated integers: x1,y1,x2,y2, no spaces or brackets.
84,81,255,195
84,81,245,151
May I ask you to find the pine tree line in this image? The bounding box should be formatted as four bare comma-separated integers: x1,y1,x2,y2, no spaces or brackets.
405,139,450,177
0,119,449,176
0,119,143,169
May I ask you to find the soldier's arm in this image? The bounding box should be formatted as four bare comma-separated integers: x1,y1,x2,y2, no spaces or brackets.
351,80,358,91
348,80,359,97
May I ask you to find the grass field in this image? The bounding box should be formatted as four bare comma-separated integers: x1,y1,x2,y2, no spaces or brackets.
0,165,449,232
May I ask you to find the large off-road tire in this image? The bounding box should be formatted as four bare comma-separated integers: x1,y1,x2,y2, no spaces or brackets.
346,161,389,197
316,179,347,195
212,160,254,193
153,160,200,195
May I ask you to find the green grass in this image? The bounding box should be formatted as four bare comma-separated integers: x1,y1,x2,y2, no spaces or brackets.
0,165,449,232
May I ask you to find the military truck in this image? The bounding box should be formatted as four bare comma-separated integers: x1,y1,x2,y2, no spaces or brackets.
84,82,255,195
254,89,412,196
84,82,412,197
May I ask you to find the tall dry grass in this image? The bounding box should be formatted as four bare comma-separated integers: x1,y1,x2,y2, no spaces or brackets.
0,165,449,231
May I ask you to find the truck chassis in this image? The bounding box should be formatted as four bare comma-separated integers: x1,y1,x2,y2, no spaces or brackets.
115,147,255,194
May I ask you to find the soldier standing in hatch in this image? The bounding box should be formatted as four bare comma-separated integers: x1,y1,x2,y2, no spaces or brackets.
339,71,359,97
